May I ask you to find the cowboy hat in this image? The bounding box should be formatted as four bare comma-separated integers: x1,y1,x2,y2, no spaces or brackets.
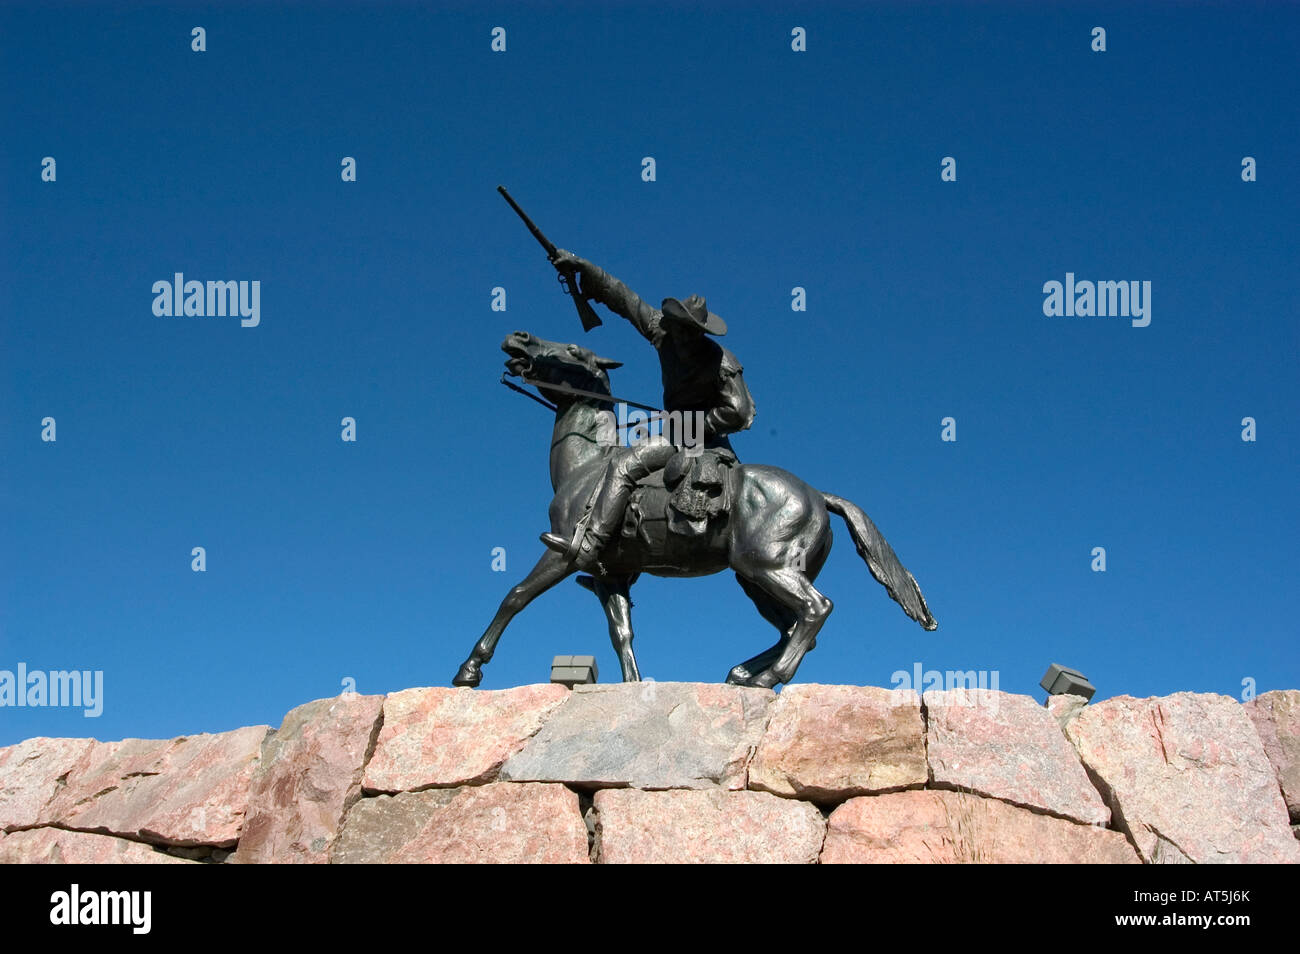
661,294,727,336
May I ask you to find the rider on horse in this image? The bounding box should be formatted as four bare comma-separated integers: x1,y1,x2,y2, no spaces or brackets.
540,250,757,574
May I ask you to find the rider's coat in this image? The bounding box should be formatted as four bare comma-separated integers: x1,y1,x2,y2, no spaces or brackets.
581,263,756,451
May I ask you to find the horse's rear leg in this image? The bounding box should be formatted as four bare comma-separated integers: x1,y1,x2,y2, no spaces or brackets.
589,576,641,681
727,540,830,684
726,574,795,684
453,550,574,687
737,567,833,689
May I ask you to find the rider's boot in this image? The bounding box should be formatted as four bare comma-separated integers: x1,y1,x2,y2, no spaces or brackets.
541,456,646,573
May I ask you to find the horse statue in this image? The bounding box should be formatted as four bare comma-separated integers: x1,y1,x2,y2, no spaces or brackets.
452,331,937,690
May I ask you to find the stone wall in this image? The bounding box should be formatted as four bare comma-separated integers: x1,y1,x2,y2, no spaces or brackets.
1,684,1297,864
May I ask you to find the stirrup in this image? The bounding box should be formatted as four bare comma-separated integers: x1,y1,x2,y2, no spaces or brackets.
573,536,608,575
539,529,607,575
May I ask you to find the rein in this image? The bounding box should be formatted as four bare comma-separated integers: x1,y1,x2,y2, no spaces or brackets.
500,373,558,413
500,373,665,425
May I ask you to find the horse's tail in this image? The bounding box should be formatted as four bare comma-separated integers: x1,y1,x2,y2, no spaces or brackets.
822,492,937,631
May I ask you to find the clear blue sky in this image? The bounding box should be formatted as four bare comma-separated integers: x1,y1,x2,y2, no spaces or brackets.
3,2,1296,745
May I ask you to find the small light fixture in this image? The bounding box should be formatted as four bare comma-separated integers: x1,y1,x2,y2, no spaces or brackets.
550,655,598,688
1040,663,1096,701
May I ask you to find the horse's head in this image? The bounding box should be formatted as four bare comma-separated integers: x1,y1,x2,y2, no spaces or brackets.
502,331,623,404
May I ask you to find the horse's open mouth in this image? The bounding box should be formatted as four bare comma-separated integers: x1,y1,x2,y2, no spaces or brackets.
501,339,534,377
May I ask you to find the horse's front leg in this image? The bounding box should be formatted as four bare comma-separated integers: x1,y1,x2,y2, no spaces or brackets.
589,576,640,681
453,549,575,687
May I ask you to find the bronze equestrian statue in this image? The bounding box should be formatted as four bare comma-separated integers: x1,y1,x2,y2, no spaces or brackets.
451,191,936,690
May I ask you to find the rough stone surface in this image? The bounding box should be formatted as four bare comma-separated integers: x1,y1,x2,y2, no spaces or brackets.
363,684,567,793
0,827,197,864
1066,693,1300,864
330,789,458,863
501,682,773,790
822,790,1138,864
8,682,1300,864
1046,693,1089,733
0,737,95,831
748,684,925,802
231,693,385,864
595,788,825,863
332,782,588,864
925,689,1109,825
1245,690,1300,821
41,725,268,848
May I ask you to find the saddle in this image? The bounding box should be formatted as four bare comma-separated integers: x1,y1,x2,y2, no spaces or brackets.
626,447,736,541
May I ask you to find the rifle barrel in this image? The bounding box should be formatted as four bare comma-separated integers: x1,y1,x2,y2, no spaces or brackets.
497,185,557,257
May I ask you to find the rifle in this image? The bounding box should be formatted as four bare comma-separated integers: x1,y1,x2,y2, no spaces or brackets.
498,185,602,331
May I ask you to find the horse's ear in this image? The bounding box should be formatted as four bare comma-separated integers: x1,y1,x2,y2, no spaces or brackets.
594,355,623,370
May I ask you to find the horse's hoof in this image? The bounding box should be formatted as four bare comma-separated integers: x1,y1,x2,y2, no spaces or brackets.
452,662,482,688
725,666,750,685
